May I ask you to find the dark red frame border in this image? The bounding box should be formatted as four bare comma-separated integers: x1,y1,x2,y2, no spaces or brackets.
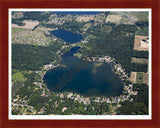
0,0,160,128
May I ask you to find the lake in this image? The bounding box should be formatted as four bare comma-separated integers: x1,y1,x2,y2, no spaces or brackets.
43,46,123,97
51,29,83,43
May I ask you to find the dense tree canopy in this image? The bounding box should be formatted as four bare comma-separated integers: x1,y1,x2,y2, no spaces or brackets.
12,42,62,71
80,24,148,75
116,84,148,115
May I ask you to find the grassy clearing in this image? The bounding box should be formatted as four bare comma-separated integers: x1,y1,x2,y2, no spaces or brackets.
117,12,148,21
136,72,144,83
81,23,92,32
12,71,25,82
102,25,112,33
130,72,137,83
34,26,51,33
120,16,129,24
12,27,31,34
128,12,148,21
136,27,148,36
12,70,29,97
88,34,96,39
131,57,148,64
142,73,149,85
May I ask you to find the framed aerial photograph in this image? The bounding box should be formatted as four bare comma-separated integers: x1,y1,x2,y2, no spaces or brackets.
0,0,160,128
9,8,151,120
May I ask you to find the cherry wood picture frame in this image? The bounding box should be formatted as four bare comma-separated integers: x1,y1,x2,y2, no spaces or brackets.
0,0,160,128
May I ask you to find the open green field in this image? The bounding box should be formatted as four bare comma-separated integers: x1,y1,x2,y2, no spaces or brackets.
12,70,25,82
12,27,31,34
130,71,149,85
118,12,148,21
34,25,51,33
111,11,148,23
120,16,130,24
131,57,148,64
12,70,26,97
128,12,148,21
136,27,148,36
88,34,96,39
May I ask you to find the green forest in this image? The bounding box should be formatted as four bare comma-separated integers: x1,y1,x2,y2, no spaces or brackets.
116,84,148,115
12,42,62,71
12,11,149,115
79,23,148,75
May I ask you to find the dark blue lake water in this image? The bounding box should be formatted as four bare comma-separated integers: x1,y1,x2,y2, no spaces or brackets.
51,29,83,43
43,46,123,97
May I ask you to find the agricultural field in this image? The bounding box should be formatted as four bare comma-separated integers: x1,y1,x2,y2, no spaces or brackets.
130,72,137,83
131,57,148,64
134,35,149,51
136,72,149,85
130,72,149,85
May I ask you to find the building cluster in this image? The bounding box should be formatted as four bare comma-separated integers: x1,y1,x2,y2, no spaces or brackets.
12,31,49,46
48,13,106,26
12,12,24,19
48,14,73,25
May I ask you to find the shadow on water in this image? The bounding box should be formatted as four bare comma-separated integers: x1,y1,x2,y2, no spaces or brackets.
43,46,123,97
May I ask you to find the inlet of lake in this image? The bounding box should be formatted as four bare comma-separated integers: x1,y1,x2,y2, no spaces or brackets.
43,29,123,97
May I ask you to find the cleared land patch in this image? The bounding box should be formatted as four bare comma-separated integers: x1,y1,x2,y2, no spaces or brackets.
12,20,39,29
114,12,148,21
12,70,26,96
134,35,149,51
136,72,149,85
126,12,148,21
105,14,122,24
12,27,30,34
12,71,25,82
130,72,137,83
12,27,51,46
81,23,92,32
131,57,148,64
34,25,52,33
136,27,148,36
130,72,148,85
